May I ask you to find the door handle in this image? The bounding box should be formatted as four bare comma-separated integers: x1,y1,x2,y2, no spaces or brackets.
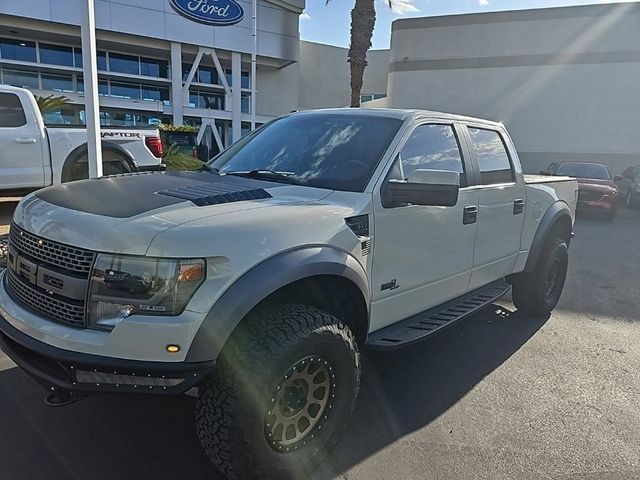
15,138,37,144
463,205,478,225
513,199,525,215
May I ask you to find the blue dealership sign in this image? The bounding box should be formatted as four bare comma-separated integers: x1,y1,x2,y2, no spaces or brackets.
169,0,244,26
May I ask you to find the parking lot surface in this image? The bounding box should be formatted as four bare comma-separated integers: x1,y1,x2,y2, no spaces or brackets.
0,208,638,480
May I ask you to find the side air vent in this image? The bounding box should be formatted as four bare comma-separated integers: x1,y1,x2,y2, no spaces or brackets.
156,184,272,206
345,215,369,237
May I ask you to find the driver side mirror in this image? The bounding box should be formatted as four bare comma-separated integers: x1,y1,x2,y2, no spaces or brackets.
382,169,460,208
614,174,624,182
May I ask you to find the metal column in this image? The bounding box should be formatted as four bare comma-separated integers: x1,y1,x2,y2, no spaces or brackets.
231,51,242,143
80,0,102,178
170,42,184,125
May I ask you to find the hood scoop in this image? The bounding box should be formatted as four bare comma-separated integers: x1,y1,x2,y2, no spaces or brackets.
156,183,272,206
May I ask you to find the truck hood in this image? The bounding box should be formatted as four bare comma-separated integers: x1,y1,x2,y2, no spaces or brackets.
12,171,335,255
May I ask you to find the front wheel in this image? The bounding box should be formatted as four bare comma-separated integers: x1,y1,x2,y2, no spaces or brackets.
196,304,361,480
512,237,569,315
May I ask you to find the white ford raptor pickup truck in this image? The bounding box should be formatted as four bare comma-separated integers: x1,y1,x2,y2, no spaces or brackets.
0,109,577,479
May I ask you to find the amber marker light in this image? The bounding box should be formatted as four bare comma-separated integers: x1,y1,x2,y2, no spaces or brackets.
166,345,181,353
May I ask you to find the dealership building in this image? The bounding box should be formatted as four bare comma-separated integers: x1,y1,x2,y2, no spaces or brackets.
0,0,389,150
1,1,638,173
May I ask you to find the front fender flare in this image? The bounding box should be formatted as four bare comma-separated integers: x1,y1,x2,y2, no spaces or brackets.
185,247,370,362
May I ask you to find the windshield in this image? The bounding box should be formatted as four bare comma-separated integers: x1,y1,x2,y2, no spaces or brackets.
208,113,402,192
556,162,612,180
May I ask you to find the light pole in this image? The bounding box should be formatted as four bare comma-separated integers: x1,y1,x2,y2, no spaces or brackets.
80,0,103,178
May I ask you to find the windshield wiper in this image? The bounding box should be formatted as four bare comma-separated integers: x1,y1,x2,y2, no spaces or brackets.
199,164,220,174
225,170,304,185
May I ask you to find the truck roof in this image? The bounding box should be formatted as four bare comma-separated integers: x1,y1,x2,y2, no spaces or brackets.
294,107,503,127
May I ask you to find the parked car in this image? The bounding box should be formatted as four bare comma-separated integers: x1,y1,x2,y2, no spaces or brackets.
0,85,164,196
0,109,577,479
543,161,619,219
614,164,640,209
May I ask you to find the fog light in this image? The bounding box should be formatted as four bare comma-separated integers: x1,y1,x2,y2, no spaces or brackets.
166,345,181,353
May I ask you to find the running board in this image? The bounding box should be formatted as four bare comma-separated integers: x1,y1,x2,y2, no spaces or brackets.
367,280,510,349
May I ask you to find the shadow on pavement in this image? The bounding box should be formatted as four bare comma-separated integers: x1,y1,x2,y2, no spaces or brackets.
0,305,548,480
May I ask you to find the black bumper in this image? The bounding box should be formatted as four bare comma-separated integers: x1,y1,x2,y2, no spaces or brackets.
0,313,213,395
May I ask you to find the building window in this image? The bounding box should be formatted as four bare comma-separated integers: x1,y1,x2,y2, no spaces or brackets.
74,49,107,70
39,44,74,67
2,69,39,89
109,52,139,75
110,81,141,99
198,65,218,85
241,93,250,113
77,77,109,96
140,57,169,78
41,73,74,93
189,89,225,110
0,38,36,62
141,84,170,102
225,69,250,88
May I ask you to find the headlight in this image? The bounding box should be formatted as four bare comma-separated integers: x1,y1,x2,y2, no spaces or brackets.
88,254,205,331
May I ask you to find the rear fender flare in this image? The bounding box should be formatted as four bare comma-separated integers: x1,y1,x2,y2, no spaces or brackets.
523,201,573,272
61,142,137,182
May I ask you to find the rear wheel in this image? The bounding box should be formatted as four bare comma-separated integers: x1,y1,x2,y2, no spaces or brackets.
62,151,132,183
512,236,569,315
196,304,361,480
625,190,637,209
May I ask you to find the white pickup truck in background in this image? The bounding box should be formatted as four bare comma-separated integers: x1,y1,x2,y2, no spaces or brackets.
0,85,164,195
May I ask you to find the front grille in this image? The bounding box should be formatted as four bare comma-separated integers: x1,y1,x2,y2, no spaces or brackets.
578,190,604,202
10,223,95,276
6,270,86,327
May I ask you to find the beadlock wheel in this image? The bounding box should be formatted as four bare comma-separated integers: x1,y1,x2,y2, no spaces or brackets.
265,356,334,451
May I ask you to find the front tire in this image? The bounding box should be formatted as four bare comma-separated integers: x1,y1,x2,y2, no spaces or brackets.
196,304,361,480
512,237,569,315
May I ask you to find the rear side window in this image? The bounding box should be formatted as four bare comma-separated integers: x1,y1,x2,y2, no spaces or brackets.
399,124,466,186
0,93,27,127
468,127,514,185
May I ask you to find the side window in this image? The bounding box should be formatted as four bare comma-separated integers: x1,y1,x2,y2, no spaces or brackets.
0,93,27,128
468,127,514,185
399,124,466,186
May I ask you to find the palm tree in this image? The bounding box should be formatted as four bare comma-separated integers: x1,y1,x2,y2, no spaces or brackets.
326,0,392,107
35,94,71,114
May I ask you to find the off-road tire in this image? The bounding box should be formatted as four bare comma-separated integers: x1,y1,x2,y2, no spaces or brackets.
512,237,568,315
196,304,361,480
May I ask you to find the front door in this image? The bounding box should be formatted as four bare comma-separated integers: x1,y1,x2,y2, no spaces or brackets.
370,122,478,332
0,92,45,189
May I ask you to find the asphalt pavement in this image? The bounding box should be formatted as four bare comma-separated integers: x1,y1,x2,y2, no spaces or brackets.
0,208,638,480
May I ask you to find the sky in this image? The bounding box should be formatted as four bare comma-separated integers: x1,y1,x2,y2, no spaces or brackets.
299,0,637,49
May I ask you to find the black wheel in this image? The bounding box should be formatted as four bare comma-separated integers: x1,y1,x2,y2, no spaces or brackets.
196,304,361,480
62,151,132,183
512,237,569,315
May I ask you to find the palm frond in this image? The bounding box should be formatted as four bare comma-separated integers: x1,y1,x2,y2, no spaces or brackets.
35,94,71,114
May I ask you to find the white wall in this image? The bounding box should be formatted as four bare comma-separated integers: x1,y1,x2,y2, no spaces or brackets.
388,3,640,173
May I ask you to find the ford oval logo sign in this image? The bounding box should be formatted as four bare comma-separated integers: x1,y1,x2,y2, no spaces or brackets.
170,0,244,26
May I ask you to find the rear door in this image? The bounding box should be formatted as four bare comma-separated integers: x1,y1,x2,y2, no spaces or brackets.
463,125,526,290
0,92,46,189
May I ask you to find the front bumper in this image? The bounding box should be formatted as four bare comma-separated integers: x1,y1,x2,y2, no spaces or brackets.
577,199,617,212
0,311,213,395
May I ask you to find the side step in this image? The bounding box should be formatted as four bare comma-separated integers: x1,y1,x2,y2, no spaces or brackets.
366,280,510,349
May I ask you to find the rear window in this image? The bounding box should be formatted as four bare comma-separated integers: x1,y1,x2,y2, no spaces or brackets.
468,127,514,185
0,93,26,127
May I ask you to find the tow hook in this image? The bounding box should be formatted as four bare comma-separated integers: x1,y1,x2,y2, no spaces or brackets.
44,387,89,407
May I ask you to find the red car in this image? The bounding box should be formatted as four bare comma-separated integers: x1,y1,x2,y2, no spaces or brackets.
543,162,620,220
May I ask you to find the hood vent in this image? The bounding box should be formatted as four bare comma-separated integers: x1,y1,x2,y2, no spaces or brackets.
156,184,272,206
